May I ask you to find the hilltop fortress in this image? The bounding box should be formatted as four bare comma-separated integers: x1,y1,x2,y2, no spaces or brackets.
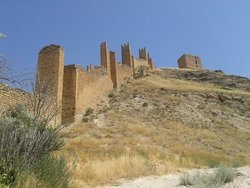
36,42,203,125
36,42,156,125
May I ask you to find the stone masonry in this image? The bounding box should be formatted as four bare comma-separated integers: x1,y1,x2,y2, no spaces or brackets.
36,45,64,126
178,54,202,69
36,42,156,125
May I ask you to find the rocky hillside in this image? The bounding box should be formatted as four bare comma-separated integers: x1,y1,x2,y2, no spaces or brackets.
61,68,250,187
157,68,250,92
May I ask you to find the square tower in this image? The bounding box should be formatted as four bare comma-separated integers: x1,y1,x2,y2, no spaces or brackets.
36,45,64,126
139,48,148,61
100,42,111,75
178,54,202,69
121,43,132,67
109,51,118,88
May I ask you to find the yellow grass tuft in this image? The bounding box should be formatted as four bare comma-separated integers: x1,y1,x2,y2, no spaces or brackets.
67,154,155,187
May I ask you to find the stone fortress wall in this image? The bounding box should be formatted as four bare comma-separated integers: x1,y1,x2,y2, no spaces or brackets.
36,42,203,125
0,84,29,113
36,42,156,125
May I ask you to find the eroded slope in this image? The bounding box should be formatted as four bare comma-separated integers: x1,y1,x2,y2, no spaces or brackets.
61,68,250,187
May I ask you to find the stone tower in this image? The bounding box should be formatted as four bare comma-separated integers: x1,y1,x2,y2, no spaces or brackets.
178,54,202,69
121,43,132,67
139,48,148,61
100,42,110,75
36,45,64,126
109,51,118,88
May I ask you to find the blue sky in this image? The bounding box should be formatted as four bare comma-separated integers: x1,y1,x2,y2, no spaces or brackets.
1,0,250,78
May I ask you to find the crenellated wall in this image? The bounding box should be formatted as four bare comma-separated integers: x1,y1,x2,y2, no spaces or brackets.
121,43,132,67
139,48,148,61
36,42,156,125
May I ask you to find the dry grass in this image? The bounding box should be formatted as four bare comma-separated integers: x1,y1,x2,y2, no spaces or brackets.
68,155,155,187
59,73,250,187
13,174,48,188
60,119,250,187
142,75,250,96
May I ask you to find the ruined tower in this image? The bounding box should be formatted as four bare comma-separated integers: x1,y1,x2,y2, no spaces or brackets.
121,43,132,67
62,65,78,124
109,51,118,88
178,54,202,69
36,45,64,126
148,58,154,69
100,42,110,75
139,48,148,61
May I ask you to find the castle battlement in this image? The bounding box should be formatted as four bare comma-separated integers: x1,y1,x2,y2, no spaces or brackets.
64,64,82,69
36,42,204,126
36,42,155,125
39,45,63,54
121,43,130,48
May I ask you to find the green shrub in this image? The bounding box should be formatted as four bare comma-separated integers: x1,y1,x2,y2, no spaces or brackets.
32,155,69,188
0,122,63,171
179,172,202,186
207,159,220,168
179,166,236,187
214,166,235,184
4,105,36,127
179,173,194,186
0,168,15,187
0,105,68,187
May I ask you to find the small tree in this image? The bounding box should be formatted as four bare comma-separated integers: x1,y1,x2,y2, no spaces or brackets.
0,56,10,83
0,56,30,89
29,78,62,127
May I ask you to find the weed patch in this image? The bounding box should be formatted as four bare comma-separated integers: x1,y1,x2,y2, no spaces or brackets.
179,166,236,187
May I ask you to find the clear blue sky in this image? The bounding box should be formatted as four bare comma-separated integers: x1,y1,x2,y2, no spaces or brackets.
1,0,250,78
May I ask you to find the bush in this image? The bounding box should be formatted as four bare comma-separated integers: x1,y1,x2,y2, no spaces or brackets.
179,173,195,186
0,168,15,187
133,66,149,79
4,105,36,127
32,155,69,188
84,107,94,116
0,105,68,187
214,166,235,184
179,172,204,187
214,70,224,74
179,166,236,187
0,120,63,171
